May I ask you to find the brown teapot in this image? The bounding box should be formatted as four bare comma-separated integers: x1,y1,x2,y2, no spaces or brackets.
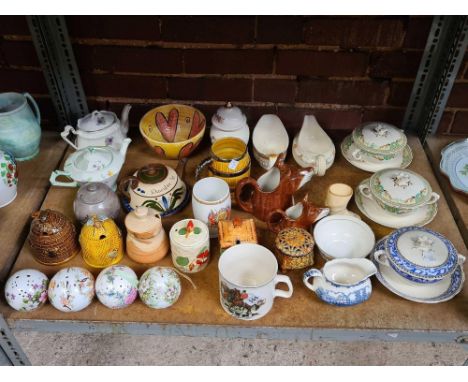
235,154,316,221
266,195,329,233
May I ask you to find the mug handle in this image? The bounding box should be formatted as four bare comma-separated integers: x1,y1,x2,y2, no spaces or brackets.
358,183,374,201
195,157,213,180
373,249,391,267
266,209,288,233
60,125,79,150
273,274,293,299
118,175,139,201
49,170,77,188
351,148,363,161
302,268,322,292
425,192,440,205
23,93,41,125
235,177,258,214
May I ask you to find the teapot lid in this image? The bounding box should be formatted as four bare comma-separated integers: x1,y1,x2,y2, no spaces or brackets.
125,206,162,235
211,102,247,132
76,182,112,205
169,219,208,247
78,110,117,132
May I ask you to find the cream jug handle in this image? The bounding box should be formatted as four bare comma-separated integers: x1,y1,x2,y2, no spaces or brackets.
49,170,78,188
358,183,374,201
24,92,41,124
302,268,323,292
373,250,391,267
273,274,293,299
61,125,79,150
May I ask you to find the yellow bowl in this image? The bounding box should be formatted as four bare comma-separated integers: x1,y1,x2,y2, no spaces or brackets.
140,104,206,159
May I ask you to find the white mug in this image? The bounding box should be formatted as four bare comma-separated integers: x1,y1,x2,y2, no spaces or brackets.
192,177,231,238
0,149,18,208
218,243,293,320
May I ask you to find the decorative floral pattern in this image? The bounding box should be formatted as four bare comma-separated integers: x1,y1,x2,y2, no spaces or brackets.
207,207,231,227
220,282,266,319
176,246,210,272
5,269,49,312
0,151,18,187
460,164,468,177
142,186,185,213
95,265,138,309
138,267,181,309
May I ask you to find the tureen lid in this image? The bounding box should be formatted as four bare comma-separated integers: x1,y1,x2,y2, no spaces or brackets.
275,227,314,257
385,226,459,279
78,110,117,132
131,164,180,198
169,219,208,247
352,122,407,155
369,168,432,208
76,182,112,205
125,206,162,235
211,102,247,132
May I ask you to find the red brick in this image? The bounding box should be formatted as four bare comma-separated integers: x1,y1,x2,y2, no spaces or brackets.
184,49,273,74
66,16,160,40
362,108,406,127
74,45,183,74
242,106,277,127
168,77,252,102
276,50,368,77
369,51,422,79
435,111,455,135
304,16,405,48
81,74,166,99
403,17,432,49
447,83,468,108
254,79,297,103
297,79,388,106
161,16,255,44
450,111,468,135
257,16,304,44
0,40,40,67
0,69,47,94
388,81,413,107
0,16,30,35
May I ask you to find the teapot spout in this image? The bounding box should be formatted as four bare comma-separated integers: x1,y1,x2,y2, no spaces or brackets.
120,104,132,136
119,138,132,158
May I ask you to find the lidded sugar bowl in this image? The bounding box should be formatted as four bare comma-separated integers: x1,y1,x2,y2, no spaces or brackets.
210,102,250,144
274,227,315,271
73,182,121,223
125,206,169,264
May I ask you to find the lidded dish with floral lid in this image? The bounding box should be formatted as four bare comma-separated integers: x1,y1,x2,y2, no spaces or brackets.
210,102,250,144
352,122,407,156
274,227,315,271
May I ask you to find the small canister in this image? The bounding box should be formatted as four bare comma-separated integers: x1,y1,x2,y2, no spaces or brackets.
274,227,315,271
73,182,121,223
79,215,124,268
169,219,210,273
218,218,258,253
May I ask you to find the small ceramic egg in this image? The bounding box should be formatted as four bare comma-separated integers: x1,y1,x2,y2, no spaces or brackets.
48,267,95,312
95,265,138,309
138,267,181,309
4,269,49,311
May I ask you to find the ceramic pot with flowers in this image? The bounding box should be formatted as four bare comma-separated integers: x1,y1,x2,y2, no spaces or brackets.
0,149,18,208
210,102,250,144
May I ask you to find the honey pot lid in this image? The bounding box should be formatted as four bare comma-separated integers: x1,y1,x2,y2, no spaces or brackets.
275,227,314,257
169,219,208,247
125,206,162,235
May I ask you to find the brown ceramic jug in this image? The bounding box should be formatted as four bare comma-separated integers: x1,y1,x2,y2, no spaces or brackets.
235,154,316,221
266,195,329,233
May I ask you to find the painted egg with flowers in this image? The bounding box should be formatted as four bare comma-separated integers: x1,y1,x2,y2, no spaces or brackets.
138,267,181,309
95,265,138,309
5,269,49,312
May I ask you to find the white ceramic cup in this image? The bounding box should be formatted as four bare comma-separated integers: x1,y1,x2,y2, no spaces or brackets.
218,243,293,320
192,177,231,238
0,149,18,208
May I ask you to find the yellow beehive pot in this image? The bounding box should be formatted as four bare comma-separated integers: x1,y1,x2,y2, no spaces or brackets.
79,216,124,268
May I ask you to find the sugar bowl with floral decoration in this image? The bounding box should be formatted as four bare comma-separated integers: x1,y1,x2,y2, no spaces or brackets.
5,269,49,311
95,265,139,309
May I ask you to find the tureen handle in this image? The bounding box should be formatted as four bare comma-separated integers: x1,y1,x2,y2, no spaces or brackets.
49,170,78,188
358,183,374,201
425,192,440,205
351,148,364,161
373,250,391,268
60,125,79,150
302,268,323,292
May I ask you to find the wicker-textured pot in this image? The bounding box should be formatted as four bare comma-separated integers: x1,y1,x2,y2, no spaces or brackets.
29,209,79,265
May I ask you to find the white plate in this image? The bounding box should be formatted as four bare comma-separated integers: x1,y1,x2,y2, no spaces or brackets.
372,239,464,303
440,138,468,195
341,134,413,173
354,179,438,228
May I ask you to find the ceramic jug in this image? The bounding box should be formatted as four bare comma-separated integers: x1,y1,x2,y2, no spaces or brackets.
235,154,315,221
267,195,329,233
0,92,41,161
0,149,18,208
61,105,131,151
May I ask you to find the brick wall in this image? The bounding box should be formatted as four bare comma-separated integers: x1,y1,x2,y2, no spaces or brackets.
1,15,467,136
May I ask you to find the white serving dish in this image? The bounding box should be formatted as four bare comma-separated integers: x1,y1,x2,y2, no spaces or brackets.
440,138,468,195
313,215,375,260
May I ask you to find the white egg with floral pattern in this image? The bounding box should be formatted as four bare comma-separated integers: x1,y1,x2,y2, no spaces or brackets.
5,269,49,312
96,265,138,309
138,267,181,309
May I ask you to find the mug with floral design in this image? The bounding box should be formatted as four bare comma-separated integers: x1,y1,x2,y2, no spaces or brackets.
0,148,18,208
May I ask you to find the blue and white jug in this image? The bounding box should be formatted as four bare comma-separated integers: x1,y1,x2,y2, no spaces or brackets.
0,92,41,161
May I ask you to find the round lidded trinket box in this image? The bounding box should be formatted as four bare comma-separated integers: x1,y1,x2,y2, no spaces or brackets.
352,122,407,157
274,227,315,271
79,215,124,268
169,219,210,273
28,209,80,265
95,265,138,309
73,182,121,223
48,267,95,312
5,269,49,311
138,267,182,309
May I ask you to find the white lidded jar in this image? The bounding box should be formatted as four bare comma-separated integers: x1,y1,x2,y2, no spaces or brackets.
210,102,250,145
169,218,210,273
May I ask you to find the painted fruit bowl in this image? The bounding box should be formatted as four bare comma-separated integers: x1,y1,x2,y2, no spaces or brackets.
140,104,206,159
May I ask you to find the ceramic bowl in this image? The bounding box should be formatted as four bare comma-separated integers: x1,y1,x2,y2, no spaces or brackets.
48,267,95,312
139,104,206,159
95,265,139,309
313,215,375,260
138,267,181,309
5,269,49,311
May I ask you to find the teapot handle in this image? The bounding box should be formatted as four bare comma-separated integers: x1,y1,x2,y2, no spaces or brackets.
118,175,139,201
195,157,212,180
235,177,258,214
60,125,79,150
266,209,288,233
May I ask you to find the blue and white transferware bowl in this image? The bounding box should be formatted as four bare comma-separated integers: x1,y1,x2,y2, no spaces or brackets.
374,226,465,283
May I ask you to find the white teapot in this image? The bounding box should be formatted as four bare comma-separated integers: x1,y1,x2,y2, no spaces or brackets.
61,105,131,150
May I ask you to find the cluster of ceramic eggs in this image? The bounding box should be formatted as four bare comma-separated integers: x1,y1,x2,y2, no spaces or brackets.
4,265,182,312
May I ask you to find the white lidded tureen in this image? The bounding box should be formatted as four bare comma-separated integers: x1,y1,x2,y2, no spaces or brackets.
61,105,131,151
49,138,131,190
352,122,407,158
374,226,466,284
210,102,250,144
359,168,439,215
